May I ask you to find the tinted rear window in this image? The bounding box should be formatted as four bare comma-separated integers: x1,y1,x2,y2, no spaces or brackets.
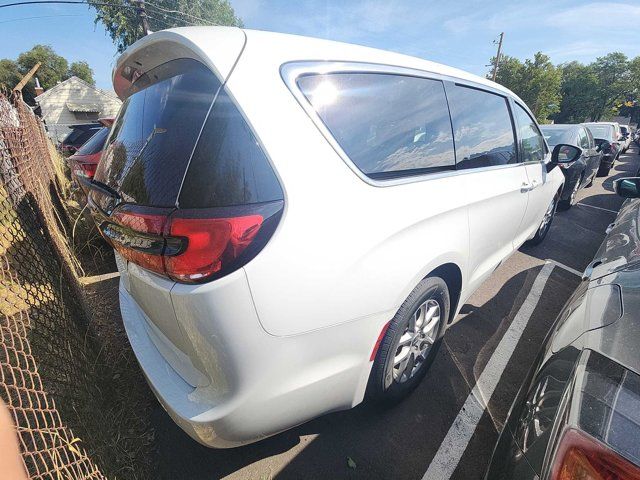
94,59,221,207
76,127,110,155
446,85,516,169
297,73,455,179
586,125,614,140
64,126,100,145
541,126,572,147
179,89,283,208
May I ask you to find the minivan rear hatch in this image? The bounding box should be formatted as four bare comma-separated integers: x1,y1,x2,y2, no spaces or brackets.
88,33,284,387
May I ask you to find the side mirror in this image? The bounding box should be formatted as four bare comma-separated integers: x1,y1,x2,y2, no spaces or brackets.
614,177,640,198
548,144,582,172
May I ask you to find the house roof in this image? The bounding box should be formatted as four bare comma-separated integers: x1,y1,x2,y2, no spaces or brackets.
35,76,120,103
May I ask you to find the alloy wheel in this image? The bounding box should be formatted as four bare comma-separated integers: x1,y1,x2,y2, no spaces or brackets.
538,197,556,235
391,299,441,385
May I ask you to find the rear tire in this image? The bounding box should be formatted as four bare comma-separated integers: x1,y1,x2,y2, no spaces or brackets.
368,276,449,404
526,193,558,246
597,164,611,177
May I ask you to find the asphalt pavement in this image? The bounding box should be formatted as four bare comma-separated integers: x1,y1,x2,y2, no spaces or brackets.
152,144,640,480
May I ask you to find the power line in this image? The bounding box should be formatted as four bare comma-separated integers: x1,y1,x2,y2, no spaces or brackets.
143,0,219,26
0,13,88,23
143,5,197,27
0,1,136,9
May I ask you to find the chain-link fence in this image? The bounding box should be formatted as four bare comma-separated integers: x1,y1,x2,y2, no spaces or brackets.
0,92,106,479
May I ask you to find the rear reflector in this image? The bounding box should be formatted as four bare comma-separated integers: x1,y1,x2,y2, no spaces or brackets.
551,428,640,480
99,201,282,284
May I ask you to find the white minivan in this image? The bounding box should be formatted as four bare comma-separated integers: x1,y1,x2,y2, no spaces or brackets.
87,26,569,448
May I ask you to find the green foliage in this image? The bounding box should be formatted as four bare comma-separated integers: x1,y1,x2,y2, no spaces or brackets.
89,0,243,53
69,61,95,86
1,45,96,105
0,59,21,93
17,45,69,90
590,52,631,120
554,62,599,123
492,51,640,124
492,52,562,122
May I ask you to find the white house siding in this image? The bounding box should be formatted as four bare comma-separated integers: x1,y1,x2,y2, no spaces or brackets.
35,77,122,143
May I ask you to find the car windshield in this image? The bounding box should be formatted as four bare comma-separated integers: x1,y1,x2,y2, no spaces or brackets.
586,125,613,140
541,127,571,146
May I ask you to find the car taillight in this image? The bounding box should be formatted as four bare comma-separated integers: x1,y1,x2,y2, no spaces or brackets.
165,214,263,282
73,161,98,179
550,428,640,480
99,201,282,283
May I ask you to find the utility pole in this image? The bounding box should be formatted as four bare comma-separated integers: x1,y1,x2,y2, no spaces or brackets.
13,62,41,95
133,0,150,37
491,32,504,82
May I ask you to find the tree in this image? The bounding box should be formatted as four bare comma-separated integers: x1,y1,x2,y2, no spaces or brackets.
89,0,243,53
0,59,21,93
68,61,95,86
590,52,630,120
492,52,562,122
554,62,599,123
17,45,68,91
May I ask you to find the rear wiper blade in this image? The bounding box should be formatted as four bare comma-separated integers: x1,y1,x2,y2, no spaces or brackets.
79,177,121,200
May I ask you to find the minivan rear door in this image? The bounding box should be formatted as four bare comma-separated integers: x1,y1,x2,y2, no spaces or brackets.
89,56,229,386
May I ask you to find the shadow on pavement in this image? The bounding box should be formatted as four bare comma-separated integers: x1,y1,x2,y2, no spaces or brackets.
151,265,570,480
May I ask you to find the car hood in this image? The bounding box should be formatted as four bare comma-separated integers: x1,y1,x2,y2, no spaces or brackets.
586,198,640,280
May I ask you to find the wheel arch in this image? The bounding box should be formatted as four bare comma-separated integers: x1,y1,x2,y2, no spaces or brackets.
425,262,462,324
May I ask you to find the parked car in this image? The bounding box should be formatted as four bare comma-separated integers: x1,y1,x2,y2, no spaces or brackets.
67,118,114,194
86,27,567,448
59,123,102,155
619,124,631,152
540,124,601,209
485,178,640,480
584,122,619,176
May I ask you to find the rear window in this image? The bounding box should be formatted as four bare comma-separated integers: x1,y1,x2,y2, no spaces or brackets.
297,73,455,179
586,125,614,140
64,126,100,145
541,126,572,147
94,58,221,207
76,127,109,155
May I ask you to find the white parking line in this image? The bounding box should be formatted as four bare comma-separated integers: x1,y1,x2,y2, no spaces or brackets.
422,262,555,480
545,259,582,277
576,203,618,214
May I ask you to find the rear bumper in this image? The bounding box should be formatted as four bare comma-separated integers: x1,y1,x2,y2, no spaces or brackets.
119,269,383,448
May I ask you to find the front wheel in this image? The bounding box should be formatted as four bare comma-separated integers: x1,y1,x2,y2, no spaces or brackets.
526,193,558,246
368,277,449,404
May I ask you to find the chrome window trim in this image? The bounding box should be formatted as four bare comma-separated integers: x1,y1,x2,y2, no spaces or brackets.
280,60,530,188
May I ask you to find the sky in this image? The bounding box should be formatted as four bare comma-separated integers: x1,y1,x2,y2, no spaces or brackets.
1,0,639,90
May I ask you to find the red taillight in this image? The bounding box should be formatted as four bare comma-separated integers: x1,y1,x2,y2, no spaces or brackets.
551,429,640,480
99,202,282,284
165,215,263,282
73,161,98,179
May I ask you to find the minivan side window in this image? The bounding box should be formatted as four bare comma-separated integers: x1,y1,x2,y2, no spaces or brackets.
446,84,517,170
297,73,455,179
513,103,546,163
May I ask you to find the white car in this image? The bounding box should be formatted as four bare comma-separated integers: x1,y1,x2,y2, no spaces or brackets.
87,27,567,448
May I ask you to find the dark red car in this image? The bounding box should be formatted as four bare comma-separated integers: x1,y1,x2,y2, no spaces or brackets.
68,118,113,196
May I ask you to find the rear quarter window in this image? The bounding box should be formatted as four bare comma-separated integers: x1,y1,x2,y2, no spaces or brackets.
297,72,455,180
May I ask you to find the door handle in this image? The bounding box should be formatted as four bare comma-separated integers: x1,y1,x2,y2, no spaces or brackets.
521,182,533,192
521,180,540,192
